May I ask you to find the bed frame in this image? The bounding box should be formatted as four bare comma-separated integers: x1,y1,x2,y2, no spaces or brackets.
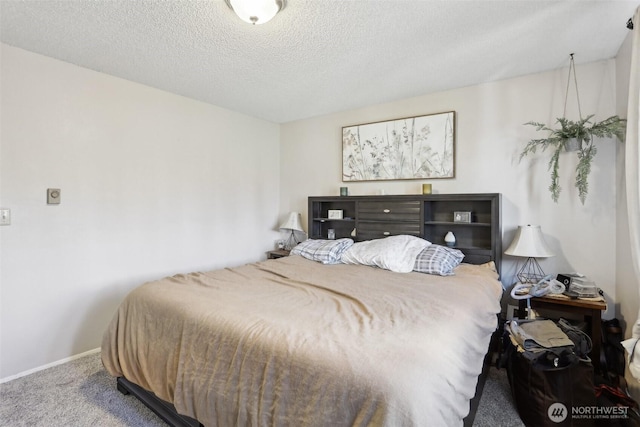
116,349,494,427
114,193,503,427
117,377,202,427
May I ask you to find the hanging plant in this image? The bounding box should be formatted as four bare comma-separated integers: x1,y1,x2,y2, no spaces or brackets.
521,115,626,203
519,54,626,204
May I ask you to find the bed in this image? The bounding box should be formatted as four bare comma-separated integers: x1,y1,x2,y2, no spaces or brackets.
102,194,503,427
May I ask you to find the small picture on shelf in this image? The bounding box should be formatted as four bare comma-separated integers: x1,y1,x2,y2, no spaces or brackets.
328,210,344,219
453,211,471,223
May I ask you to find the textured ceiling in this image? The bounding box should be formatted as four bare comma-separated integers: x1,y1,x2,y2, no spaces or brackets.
1,1,637,123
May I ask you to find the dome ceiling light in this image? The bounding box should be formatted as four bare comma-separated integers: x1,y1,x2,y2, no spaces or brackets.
224,0,286,25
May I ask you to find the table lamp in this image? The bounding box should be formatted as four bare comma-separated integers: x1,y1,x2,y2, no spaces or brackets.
504,224,554,284
279,212,305,250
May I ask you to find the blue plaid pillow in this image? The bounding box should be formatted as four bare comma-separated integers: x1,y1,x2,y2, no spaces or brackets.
413,244,464,276
291,238,354,264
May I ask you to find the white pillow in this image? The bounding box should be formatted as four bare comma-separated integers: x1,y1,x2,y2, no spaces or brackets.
340,235,430,273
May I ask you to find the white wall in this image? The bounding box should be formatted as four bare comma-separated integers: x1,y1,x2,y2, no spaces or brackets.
615,28,639,338
614,27,640,401
0,44,280,379
281,60,619,316
0,42,628,381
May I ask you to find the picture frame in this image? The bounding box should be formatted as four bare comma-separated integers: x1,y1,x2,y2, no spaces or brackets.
327,209,344,219
454,211,472,223
342,111,455,182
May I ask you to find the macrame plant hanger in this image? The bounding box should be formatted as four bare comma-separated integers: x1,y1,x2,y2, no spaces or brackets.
562,53,585,151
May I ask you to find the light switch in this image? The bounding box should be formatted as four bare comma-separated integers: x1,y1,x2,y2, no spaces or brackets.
47,188,61,204
0,208,10,225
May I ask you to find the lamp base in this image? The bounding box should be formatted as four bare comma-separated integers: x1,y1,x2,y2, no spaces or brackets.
516,257,548,284
283,231,298,251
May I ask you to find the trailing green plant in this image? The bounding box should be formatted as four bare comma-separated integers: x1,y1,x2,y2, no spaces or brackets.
520,114,626,204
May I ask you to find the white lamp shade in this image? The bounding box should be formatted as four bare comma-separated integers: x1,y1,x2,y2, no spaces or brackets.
504,225,554,258
279,212,304,232
226,0,284,25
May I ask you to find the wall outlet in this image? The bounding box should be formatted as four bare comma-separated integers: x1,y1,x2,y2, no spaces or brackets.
0,208,10,225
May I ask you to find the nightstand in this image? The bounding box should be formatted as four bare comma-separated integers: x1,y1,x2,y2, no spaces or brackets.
518,295,607,370
267,249,290,259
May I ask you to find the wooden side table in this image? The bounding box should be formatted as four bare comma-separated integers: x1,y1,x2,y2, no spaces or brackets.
518,295,607,370
267,249,290,259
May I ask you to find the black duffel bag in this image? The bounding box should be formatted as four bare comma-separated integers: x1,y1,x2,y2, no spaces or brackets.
505,334,596,426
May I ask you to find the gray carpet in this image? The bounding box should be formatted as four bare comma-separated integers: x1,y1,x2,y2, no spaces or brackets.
0,351,524,426
474,364,525,427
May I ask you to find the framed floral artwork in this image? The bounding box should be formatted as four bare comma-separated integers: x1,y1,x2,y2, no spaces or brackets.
342,111,455,182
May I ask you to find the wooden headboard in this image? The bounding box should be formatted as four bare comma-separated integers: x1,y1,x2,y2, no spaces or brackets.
308,193,502,274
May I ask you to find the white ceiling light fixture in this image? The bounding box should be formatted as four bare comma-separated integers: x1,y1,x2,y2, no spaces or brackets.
224,0,286,25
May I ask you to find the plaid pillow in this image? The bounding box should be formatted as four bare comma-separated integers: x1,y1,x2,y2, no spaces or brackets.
290,238,354,264
413,244,464,276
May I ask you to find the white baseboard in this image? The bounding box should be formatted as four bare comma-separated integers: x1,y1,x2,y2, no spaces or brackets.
0,347,101,384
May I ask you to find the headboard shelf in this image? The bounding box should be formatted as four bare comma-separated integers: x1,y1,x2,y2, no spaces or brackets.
308,193,502,274
424,221,492,227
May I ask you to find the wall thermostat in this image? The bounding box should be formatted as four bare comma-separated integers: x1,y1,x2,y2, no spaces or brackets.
47,188,61,204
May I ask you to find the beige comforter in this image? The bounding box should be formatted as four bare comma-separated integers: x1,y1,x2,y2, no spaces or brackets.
102,255,502,426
